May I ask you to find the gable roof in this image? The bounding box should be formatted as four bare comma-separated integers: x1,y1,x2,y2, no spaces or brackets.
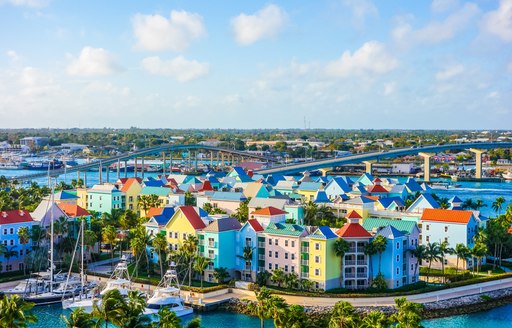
313,190,331,203
146,207,163,218
409,193,439,210
421,208,473,224
178,206,206,230
378,197,406,208
58,204,90,217
362,218,418,235
251,206,288,216
211,191,246,202
336,222,372,238
247,219,264,232
140,186,172,197
347,210,362,219
405,178,423,192
120,178,142,192
375,225,405,239
0,210,33,224
54,190,79,200
199,181,214,192
326,177,351,193
264,222,306,236
367,184,389,193
248,197,288,209
203,217,242,232
310,226,338,239
344,196,376,205
297,181,321,191
143,180,165,188
449,196,463,203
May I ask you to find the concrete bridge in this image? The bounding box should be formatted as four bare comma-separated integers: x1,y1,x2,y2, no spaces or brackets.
13,144,274,183
256,142,512,181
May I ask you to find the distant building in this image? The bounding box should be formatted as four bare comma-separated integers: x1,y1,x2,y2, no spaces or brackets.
20,137,49,150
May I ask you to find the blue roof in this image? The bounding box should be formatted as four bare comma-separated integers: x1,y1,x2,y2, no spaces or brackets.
144,180,165,187
153,214,170,226
449,196,463,203
313,190,331,203
378,197,405,208
54,191,79,200
207,176,220,184
375,225,405,239
298,182,321,191
329,177,351,193
211,191,247,201
310,226,338,239
405,178,423,192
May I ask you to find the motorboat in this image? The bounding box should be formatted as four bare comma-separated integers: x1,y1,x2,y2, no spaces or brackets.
2,278,48,295
503,171,512,181
144,262,193,318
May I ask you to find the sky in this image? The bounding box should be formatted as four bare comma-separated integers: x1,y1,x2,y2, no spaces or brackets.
0,0,511,129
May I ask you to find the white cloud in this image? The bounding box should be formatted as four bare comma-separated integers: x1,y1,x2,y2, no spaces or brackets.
132,11,205,52
343,0,378,26
325,41,398,78
84,81,131,97
67,47,122,77
18,66,60,97
231,4,288,45
481,0,512,42
0,0,49,7
416,3,480,43
487,91,500,99
141,56,209,82
6,50,20,62
383,82,396,95
436,64,465,80
431,0,459,13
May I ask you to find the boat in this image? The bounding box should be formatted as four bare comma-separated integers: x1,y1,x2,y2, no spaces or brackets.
143,262,193,318
62,255,133,311
503,171,512,181
21,159,64,171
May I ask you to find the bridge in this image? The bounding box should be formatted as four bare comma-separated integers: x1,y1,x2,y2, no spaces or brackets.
256,142,512,181
13,144,275,183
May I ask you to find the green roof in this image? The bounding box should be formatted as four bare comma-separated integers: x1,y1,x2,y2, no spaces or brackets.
263,223,306,237
140,186,172,197
362,218,417,235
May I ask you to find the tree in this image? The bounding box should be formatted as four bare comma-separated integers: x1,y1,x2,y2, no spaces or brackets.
471,242,488,274
155,308,182,328
256,270,271,286
0,294,38,328
329,301,360,328
372,235,388,275
462,199,476,210
360,311,389,328
304,202,318,226
182,235,199,286
390,297,423,328
213,267,230,283
17,227,30,275
91,289,125,328
248,287,273,328
138,194,160,214
274,304,306,328
364,241,377,283
474,199,487,211
410,245,427,280
193,256,210,289
238,246,254,280
152,233,168,276
184,192,196,206
3,246,18,269
120,290,151,328
233,199,250,223
439,241,454,283
283,272,299,290
425,242,442,282
333,238,350,284
102,225,117,271
270,268,286,288
120,210,139,231
61,308,95,328
492,196,506,217
453,243,470,275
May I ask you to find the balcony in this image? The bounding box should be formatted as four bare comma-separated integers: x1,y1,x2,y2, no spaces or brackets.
301,247,309,253
345,284,369,290
258,255,265,261
301,272,309,279
245,242,252,248
208,241,217,248
208,254,216,260
301,260,309,266
344,260,356,266
357,260,368,266
258,242,265,248
357,273,368,278
258,267,265,272
347,247,357,253
199,240,204,245
345,273,356,278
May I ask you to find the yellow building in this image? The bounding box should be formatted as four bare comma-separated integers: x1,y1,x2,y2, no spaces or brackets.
76,188,88,209
296,182,322,202
120,178,143,212
164,206,206,251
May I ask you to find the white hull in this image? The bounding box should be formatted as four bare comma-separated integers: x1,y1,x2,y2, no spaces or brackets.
144,306,194,318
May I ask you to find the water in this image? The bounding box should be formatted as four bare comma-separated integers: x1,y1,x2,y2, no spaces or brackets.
30,304,273,328
28,303,512,328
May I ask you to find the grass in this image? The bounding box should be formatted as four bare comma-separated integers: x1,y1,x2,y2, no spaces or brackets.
0,270,29,283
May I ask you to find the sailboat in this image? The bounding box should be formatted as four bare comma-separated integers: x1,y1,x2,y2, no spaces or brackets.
143,262,193,318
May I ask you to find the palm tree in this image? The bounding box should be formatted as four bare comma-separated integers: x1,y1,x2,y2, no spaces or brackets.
333,238,350,284
182,235,199,286
410,244,427,281
299,278,313,292
364,240,377,283
213,267,230,283
462,199,476,210
454,243,470,275
138,194,160,215
193,256,210,289
61,308,95,328
329,301,360,328
155,308,182,328
3,246,18,270
372,235,388,275
360,311,389,328
390,297,423,328
270,268,286,288
91,289,125,328
439,241,454,283
492,196,506,217
121,290,151,328
238,246,254,281
102,225,117,271
84,230,97,264
248,287,272,328
283,272,299,290
425,242,442,283
152,233,168,276
474,199,487,211
304,201,319,226
471,242,488,274
0,294,38,328
16,227,30,275
273,304,306,328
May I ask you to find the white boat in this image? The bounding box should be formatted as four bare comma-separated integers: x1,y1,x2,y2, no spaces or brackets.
2,278,48,295
63,255,132,311
503,171,512,181
144,262,193,318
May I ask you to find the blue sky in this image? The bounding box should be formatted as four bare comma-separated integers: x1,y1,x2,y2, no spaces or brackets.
1,0,511,129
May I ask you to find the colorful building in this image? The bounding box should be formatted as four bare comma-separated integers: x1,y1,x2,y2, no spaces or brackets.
119,178,142,212
164,206,206,251
0,210,34,273
237,219,264,281
86,184,125,213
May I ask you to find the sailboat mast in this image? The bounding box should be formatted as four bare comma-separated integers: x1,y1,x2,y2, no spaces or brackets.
81,218,85,289
49,183,54,293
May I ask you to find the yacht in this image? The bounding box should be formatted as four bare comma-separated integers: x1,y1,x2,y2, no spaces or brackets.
144,262,193,318
503,171,512,181
2,278,48,295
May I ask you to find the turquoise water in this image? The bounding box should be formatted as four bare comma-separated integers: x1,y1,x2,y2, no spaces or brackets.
28,303,512,328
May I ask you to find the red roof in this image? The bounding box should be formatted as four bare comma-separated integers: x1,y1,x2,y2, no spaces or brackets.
421,208,473,224
336,222,372,238
146,207,163,218
247,219,264,232
179,206,206,230
0,210,33,224
120,177,142,192
367,184,389,193
250,206,288,216
58,204,90,217
199,181,214,192
373,177,382,183
346,210,362,219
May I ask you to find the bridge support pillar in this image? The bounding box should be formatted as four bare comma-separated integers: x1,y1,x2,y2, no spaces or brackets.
319,167,333,177
194,152,198,172
210,152,214,167
419,153,434,182
84,172,87,188
470,149,485,179
117,159,120,180
221,153,225,168
169,154,173,174
162,153,166,176
362,161,375,174
77,171,80,182
141,158,145,179
134,158,137,178
99,161,103,184
124,161,128,178
106,165,109,183
188,150,191,171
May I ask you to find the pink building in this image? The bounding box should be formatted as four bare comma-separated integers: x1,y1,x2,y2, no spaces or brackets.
250,206,287,228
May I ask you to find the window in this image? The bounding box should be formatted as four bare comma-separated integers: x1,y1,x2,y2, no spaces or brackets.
396,242,400,250
315,243,320,251
174,244,178,251
10,240,14,245
268,263,272,270
291,266,295,273
396,280,399,287
129,196,133,202
445,226,449,233
315,255,320,264
275,239,279,246
268,251,272,258
182,233,187,239
19,249,23,256
284,265,289,272
275,252,279,258
169,231,173,237
444,237,449,243
3,229,6,235
9,228,13,234
291,254,295,260
274,264,278,270
174,232,178,239
426,225,430,231
285,240,289,247
285,253,289,259
315,268,320,276
426,236,430,242
396,255,400,262
396,268,400,275
268,239,272,245
291,241,295,247
208,250,214,259
411,264,414,271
